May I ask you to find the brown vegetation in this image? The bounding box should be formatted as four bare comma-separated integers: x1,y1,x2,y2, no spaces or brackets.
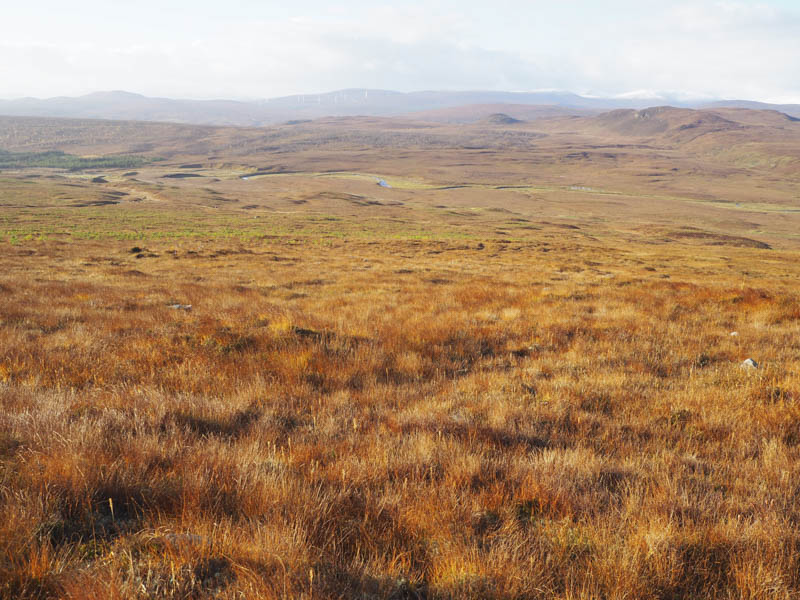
1,112,800,598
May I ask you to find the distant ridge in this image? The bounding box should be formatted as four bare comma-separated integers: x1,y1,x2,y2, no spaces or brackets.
0,91,262,127
402,103,596,123
702,100,800,119
0,89,798,126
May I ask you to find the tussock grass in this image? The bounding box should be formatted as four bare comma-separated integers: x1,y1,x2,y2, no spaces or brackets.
1,232,800,599
2,109,800,597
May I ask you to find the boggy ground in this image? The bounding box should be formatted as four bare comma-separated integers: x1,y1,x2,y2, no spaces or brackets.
1,230,800,599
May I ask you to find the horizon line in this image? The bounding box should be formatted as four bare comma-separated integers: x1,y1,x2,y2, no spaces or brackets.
1,88,799,106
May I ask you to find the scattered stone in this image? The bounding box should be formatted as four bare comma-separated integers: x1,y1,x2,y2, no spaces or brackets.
167,304,192,311
741,358,758,369
730,331,739,337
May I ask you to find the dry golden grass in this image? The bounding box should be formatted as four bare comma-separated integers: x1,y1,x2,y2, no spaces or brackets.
2,233,800,599
1,113,800,598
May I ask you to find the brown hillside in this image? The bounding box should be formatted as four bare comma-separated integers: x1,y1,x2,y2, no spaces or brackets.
593,107,743,139
404,103,592,124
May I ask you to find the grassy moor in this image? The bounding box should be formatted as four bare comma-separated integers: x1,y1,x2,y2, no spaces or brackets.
2,108,800,599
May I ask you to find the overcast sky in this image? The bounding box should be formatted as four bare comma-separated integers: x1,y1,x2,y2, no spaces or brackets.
2,0,799,102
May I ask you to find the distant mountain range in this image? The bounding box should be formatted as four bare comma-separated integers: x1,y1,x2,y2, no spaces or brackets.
0,89,798,126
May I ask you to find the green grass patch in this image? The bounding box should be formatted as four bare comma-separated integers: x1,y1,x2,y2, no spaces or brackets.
0,150,155,171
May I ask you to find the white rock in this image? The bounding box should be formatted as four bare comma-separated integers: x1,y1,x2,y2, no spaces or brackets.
167,304,192,311
741,358,758,369
730,332,739,337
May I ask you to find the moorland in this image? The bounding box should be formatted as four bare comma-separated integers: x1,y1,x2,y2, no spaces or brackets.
1,105,800,599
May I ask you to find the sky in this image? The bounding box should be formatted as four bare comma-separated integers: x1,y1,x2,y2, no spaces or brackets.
2,0,799,102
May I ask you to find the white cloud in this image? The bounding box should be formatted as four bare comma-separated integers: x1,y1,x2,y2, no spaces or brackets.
0,1,798,102
669,1,793,32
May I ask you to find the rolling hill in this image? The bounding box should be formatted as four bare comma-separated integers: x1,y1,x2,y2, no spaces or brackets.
703,99,800,119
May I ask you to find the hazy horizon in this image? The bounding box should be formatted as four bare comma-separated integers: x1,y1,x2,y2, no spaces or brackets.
0,87,795,106
2,1,800,104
